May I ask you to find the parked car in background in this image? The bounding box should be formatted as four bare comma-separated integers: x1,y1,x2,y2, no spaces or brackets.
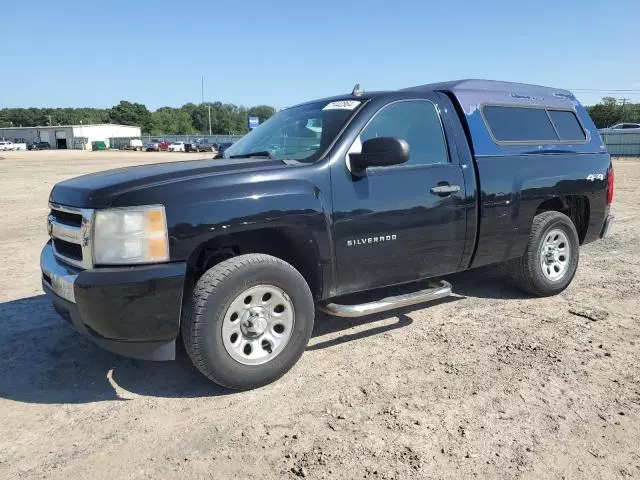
143,139,171,152
184,140,197,153
168,141,186,152
185,139,218,153
214,142,233,158
28,141,52,151
124,139,144,151
608,123,640,130
0,141,27,151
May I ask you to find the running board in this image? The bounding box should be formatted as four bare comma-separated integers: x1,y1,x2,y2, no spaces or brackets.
317,280,452,318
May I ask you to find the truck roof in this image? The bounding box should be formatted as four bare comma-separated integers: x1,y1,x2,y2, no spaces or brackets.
291,79,605,157
409,79,604,157
294,79,577,110
402,78,574,98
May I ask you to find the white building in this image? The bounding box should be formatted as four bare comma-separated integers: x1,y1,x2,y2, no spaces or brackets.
0,124,141,150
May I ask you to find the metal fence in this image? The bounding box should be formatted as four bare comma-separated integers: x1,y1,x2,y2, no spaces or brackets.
108,134,243,150
599,130,640,156
140,134,243,144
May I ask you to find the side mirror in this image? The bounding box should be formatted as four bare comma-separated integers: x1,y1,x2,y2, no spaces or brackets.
349,137,409,171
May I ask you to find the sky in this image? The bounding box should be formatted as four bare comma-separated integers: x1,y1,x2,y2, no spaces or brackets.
2,0,639,110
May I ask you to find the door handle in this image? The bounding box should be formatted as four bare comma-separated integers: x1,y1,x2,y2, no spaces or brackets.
430,184,461,195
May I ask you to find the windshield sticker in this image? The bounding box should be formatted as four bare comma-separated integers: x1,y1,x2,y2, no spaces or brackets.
322,100,361,111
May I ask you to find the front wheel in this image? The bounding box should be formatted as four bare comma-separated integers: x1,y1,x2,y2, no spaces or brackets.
507,211,580,296
181,254,315,389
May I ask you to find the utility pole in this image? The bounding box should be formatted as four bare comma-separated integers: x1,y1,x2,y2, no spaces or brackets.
202,76,212,136
618,97,630,121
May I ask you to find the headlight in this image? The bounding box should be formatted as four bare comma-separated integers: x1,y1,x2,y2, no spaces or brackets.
93,205,169,265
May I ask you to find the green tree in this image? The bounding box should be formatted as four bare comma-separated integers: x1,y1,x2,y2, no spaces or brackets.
149,107,197,135
248,105,276,124
109,101,152,131
190,103,214,133
0,100,277,134
587,97,621,128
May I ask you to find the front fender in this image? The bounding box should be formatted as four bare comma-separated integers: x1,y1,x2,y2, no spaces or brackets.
163,177,332,264
110,162,335,296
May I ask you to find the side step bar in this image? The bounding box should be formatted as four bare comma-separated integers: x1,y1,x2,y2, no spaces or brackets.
317,280,452,318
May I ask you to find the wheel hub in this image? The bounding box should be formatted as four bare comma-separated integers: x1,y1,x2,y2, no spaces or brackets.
241,308,268,338
221,284,295,366
539,228,570,281
544,246,560,264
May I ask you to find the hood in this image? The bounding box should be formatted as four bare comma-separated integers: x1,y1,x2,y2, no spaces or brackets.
50,157,285,208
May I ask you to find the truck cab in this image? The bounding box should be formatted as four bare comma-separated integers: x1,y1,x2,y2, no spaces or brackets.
41,80,614,389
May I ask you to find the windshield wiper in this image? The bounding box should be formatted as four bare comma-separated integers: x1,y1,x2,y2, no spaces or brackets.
229,150,273,159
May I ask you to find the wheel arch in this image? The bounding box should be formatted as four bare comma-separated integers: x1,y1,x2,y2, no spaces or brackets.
535,195,590,244
182,225,325,306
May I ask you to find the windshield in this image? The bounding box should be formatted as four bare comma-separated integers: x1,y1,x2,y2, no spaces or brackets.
224,99,361,162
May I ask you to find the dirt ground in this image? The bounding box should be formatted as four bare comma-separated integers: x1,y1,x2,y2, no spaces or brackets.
0,150,638,480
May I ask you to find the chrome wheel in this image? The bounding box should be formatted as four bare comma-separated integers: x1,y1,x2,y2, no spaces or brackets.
540,228,570,281
221,284,295,365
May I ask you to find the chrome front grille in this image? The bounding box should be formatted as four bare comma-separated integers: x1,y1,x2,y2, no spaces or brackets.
48,203,94,269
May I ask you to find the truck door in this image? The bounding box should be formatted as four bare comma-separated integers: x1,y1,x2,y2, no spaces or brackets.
331,96,467,296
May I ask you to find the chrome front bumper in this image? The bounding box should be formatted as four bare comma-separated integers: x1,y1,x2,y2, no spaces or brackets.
40,243,79,303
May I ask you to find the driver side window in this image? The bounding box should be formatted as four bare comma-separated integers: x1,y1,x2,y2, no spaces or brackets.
357,100,448,167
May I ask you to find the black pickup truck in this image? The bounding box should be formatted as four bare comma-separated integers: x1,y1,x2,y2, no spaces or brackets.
41,80,614,389
184,139,218,153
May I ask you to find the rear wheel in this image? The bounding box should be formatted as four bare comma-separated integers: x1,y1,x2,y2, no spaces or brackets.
181,254,315,389
507,211,580,296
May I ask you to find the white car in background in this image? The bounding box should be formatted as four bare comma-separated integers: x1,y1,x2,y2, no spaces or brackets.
609,123,640,130
168,141,186,152
0,141,26,151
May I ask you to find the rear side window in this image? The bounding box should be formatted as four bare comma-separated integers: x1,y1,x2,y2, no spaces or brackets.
483,106,557,142
483,105,586,143
548,110,585,141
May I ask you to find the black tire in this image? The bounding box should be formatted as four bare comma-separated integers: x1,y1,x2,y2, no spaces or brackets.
507,211,580,296
181,254,315,389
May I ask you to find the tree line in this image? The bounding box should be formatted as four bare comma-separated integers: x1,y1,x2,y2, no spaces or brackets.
1,97,637,134
0,101,276,136
586,97,640,129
